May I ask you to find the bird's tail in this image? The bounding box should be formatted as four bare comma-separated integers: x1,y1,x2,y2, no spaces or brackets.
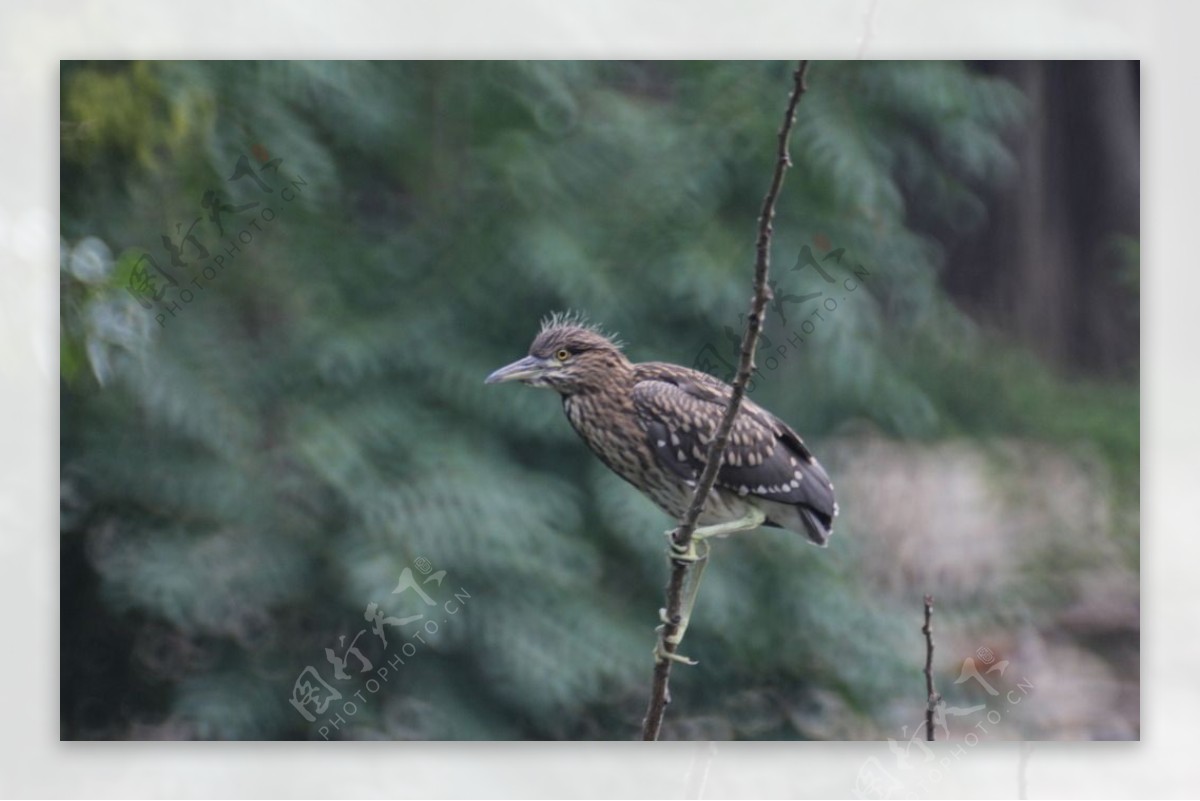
798,506,833,547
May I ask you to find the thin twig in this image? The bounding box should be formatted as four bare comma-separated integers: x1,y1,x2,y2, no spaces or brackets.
922,594,940,741
639,61,810,741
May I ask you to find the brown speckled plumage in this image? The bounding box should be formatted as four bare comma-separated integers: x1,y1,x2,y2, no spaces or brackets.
486,314,837,545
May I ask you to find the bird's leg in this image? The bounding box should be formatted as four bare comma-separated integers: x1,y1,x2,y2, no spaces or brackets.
694,506,767,540
652,513,763,661
654,508,765,665
665,539,709,641
654,543,708,666
667,507,766,563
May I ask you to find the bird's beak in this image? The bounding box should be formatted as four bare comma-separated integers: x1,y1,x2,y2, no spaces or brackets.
485,355,548,385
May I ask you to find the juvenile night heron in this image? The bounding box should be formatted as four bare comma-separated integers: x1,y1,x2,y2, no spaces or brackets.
486,313,837,662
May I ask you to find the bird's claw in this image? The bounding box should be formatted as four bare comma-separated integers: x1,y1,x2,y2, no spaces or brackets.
665,529,707,564
653,630,698,666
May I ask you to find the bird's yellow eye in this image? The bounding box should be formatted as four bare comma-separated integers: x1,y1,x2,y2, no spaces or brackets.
555,349,570,362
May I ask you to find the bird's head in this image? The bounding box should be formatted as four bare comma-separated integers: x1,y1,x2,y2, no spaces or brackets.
485,314,630,395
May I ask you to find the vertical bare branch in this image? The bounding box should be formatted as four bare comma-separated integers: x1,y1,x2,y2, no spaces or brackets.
923,594,940,741
639,61,810,741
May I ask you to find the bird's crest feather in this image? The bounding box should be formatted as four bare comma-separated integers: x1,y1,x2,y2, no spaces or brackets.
539,310,625,350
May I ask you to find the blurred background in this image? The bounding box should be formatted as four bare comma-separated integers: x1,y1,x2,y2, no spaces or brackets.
59,60,1138,741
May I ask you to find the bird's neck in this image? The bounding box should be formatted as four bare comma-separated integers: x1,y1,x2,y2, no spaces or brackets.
560,361,641,476
562,354,635,398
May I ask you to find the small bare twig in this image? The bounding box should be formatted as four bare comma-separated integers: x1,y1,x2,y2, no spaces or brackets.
639,61,810,741
922,594,940,741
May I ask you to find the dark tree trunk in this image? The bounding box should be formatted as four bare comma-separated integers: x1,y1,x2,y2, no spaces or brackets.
945,61,1140,378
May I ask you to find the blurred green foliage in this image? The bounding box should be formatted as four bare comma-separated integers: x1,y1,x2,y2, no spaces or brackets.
60,61,1137,740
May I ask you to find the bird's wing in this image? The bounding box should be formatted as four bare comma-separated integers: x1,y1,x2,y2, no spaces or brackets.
631,363,836,527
